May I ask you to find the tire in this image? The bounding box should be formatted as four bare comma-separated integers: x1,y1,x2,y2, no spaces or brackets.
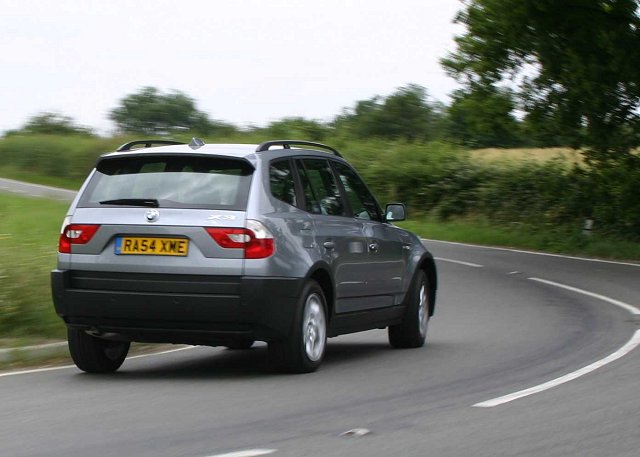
68,328,130,373
268,279,327,373
225,340,255,350
389,270,430,349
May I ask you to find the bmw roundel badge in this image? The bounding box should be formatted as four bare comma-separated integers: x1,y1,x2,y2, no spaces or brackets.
145,209,160,222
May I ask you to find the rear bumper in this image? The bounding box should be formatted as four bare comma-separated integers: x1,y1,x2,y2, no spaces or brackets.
51,269,304,345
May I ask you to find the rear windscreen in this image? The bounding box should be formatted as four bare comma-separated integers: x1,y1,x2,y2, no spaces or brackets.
78,155,253,210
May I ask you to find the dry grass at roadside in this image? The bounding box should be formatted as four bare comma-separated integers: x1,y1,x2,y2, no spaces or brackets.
470,147,583,166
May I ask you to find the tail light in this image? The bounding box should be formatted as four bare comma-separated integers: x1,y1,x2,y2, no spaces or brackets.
206,220,275,259
58,223,101,253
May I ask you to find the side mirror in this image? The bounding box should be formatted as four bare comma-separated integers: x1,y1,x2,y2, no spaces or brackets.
385,203,406,222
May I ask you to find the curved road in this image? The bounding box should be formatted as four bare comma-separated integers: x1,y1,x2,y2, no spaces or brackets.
1,182,639,457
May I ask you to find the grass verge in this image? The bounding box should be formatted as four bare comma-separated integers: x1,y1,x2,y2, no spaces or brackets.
0,343,189,373
399,215,640,261
0,193,68,340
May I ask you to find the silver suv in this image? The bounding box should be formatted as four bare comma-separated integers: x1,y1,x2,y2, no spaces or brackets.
51,139,437,373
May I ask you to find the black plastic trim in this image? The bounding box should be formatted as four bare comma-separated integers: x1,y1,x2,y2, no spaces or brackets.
51,270,304,345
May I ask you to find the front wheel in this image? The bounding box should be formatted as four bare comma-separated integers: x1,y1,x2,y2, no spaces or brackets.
68,329,130,373
268,279,327,373
388,270,430,348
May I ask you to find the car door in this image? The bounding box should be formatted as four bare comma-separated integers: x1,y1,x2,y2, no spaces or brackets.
331,160,408,306
295,158,371,313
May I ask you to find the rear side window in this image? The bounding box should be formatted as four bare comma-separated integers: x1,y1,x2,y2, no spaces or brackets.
297,159,345,216
78,155,253,210
269,159,297,206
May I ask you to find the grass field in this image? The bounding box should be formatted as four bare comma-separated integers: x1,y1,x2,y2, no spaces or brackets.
0,193,68,339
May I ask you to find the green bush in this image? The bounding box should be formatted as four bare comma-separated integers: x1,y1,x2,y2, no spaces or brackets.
1,133,638,242
0,135,122,181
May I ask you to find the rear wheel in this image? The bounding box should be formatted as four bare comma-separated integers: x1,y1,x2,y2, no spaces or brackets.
268,279,327,373
389,270,430,348
68,329,130,373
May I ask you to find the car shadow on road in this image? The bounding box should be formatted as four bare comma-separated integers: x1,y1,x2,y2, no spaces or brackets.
82,340,418,381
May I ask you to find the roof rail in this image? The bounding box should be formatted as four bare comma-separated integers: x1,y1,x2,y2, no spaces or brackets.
256,140,342,158
116,140,185,152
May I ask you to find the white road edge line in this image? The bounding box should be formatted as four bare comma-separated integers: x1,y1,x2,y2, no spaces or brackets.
125,345,196,361
422,239,640,268
434,257,483,268
474,330,640,408
206,449,276,457
529,278,640,315
473,279,640,407
0,346,195,378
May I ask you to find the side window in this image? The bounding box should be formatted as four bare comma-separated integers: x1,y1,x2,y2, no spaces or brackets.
333,162,382,221
269,159,297,206
296,159,321,213
298,159,346,216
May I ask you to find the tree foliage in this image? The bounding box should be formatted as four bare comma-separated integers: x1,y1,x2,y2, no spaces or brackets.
334,84,444,141
257,117,330,141
445,86,522,148
442,0,640,160
5,112,94,137
109,87,236,136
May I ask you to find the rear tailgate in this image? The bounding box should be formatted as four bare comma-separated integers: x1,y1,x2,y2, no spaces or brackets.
66,207,247,276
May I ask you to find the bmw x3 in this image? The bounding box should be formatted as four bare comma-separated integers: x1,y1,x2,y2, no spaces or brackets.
51,139,437,373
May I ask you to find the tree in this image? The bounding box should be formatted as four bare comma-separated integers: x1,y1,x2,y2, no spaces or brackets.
334,84,443,141
442,0,640,161
257,117,330,141
5,112,94,136
445,86,522,148
109,87,235,136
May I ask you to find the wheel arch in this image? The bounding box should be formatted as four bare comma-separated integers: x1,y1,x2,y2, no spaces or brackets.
418,254,438,317
305,262,334,321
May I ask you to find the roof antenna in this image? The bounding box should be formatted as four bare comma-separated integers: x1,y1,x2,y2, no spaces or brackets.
189,137,205,149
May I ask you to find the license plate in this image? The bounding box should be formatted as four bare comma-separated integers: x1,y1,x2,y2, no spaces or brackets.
114,237,189,256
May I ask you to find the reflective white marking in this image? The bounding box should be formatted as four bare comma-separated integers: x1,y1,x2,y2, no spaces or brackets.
473,280,640,407
340,428,371,437
124,345,196,360
423,239,640,268
206,449,276,457
434,257,483,268
529,277,640,315
0,365,75,378
474,330,640,408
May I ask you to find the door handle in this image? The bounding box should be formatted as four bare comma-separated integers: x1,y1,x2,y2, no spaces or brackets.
368,242,379,253
323,241,336,250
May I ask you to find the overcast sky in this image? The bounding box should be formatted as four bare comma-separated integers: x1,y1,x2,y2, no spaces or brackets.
1,0,464,135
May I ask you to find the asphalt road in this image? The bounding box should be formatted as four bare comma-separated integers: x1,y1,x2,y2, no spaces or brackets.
0,177,76,201
1,238,639,457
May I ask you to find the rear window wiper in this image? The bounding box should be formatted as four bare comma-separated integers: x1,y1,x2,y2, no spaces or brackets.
99,198,159,207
